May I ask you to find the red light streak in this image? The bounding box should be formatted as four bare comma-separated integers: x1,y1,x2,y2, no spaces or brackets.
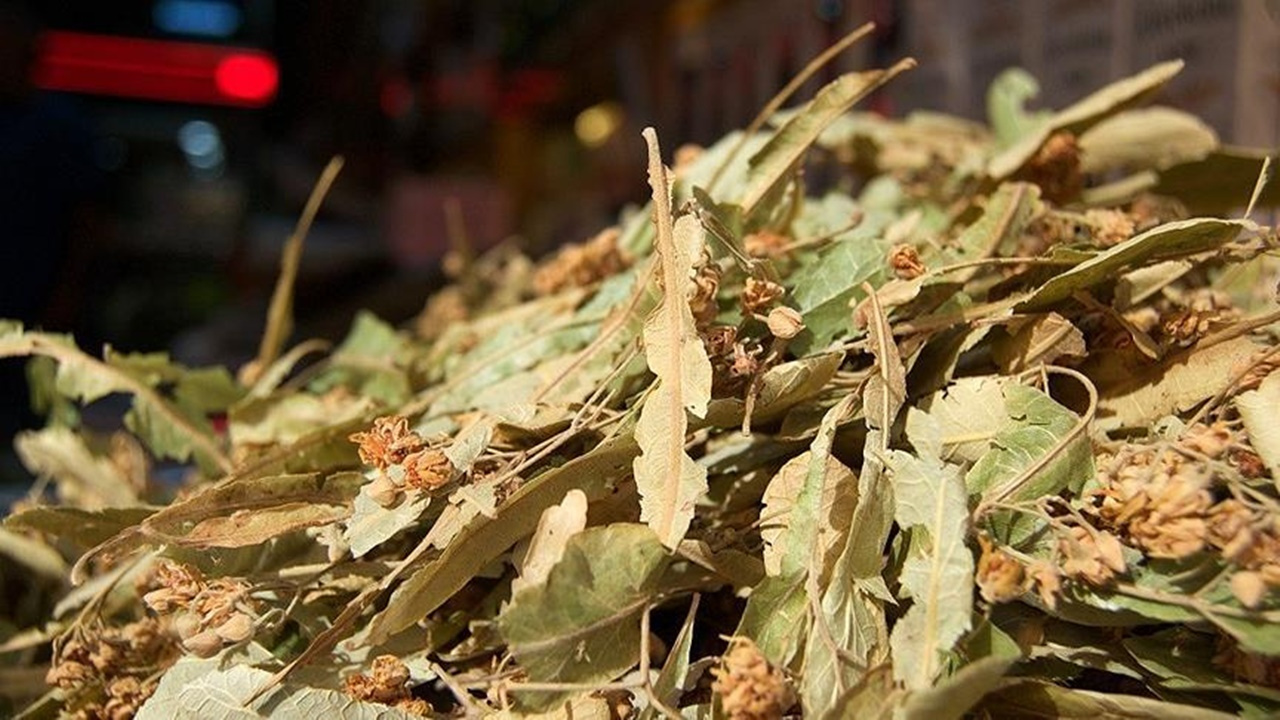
33,31,278,108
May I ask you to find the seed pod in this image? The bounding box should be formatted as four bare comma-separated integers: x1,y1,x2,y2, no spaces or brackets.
1230,571,1267,609
213,612,255,644
766,307,804,340
367,474,401,507
182,629,223,658
171,611,202,640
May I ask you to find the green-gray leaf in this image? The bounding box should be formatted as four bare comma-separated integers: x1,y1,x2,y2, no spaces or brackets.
498,524,669,686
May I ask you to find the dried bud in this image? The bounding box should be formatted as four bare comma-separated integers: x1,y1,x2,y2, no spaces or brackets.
402,449,454,491
703,325,738,357
171,611,202,640
367,474,402,507
1083,208,1135,246
690,260,723,328
766,307,804,340
1060,526,1126,586
1022,131,1083,203
1027,560,1061,611
889,243,926,280
729,343,761,379
977,536,1025,604
1231,571,1268,609
741,277,785,314
344,655,414,706
370,654,412,689
213,613,254,644
1181,422,1234,459
182,629,223,658
533,227,628,295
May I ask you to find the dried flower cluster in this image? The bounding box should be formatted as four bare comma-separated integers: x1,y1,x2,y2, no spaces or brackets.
712,638,794,720
1088,428,1280,607
141,561,258,658
47,619,175,720
351,415,457,506
342,655,432,716
977,535,1025,603
533,227,629,295
689,254,723,329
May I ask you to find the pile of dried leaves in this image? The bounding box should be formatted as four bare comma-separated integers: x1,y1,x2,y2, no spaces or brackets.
3,27,1280,720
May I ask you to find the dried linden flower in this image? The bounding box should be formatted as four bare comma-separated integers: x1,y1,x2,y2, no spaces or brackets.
1059,526,1126,586
349,415,425,470
402,449,455,491
343,654,424,712
1022,131,1083,203
533,227,628,295
889,243,926,280
689,259,723,329
740,277,785,314
366,473,403,508
1230,571,1268,609
1083,208,1135,246
712,637,794,720
977,536,1025,604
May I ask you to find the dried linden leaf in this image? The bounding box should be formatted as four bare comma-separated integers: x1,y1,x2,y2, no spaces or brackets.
633,128,713,549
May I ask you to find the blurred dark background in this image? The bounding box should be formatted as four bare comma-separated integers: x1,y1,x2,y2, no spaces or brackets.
1,0,1277,489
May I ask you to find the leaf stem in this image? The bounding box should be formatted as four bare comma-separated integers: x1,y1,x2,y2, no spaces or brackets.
705,22,876,194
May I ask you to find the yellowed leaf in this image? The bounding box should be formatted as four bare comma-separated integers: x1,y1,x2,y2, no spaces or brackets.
633,128,713,549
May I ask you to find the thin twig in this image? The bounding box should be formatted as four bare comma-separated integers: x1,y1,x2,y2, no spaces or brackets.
253,156,345,376
429,659,486,716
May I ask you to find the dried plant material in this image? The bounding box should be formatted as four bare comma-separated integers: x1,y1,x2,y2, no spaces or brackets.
977,536,1025,604
402,449,454,491
1084,208,1137,247
632,128,713,549
740,61,915,215
498,524,669,690
1027,560,1062,611
343,655,414,706
689,258,723,329
988,60,1185,181
889,243,926,279
1021,131,1083,203
1236,370,1280,480
512,489,588,596
886,445,973,690
7,45,1280,720
991,313,1087,372
760,432,857,581
740,277,785,314
533,227,629,295
349,415,424,471
1229,571,1268,610
711,638,794,720
744,231,790,259
1058,526,1126,585
765,307,804,340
